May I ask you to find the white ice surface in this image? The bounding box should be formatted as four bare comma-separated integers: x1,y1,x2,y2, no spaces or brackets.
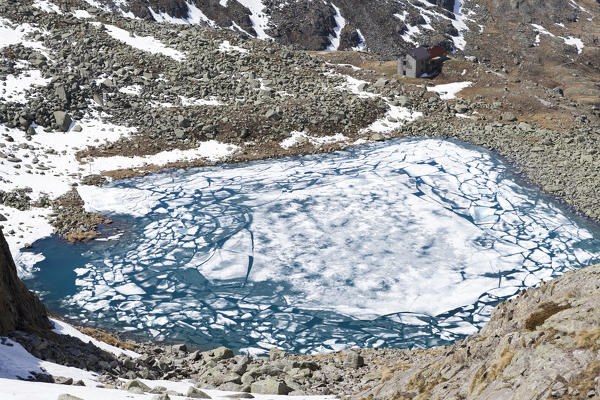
68,139,600,324
103,24,185,61
427,81,472,100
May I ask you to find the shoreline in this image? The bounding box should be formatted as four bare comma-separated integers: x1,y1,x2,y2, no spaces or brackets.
28,129,600,355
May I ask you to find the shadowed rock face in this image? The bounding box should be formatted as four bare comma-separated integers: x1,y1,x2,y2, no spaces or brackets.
0,230,51,334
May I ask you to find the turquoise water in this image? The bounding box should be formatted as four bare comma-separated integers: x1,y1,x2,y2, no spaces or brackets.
23,138,600,355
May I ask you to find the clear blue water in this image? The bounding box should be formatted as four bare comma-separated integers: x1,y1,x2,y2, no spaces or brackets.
23,138,600,355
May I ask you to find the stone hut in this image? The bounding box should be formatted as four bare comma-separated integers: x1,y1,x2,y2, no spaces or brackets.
398,46,447,78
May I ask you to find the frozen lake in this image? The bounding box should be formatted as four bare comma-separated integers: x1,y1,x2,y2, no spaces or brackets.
23,138,600,355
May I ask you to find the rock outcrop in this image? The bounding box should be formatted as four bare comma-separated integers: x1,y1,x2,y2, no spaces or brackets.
354,265,600,400
0,230,51,334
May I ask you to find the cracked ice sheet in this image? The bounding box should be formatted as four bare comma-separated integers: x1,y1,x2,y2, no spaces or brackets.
35,138,600,354
103,24,185,61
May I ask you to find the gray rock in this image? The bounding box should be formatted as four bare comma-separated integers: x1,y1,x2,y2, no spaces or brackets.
57,395,84,400
265,109,281,120
174,129,186,138
269,347,286,361
152,395,170,400
343,351,364,369
124,379,151,393
92,93,104,106
55,85,69,103
227,394,254,399
374,78,388,88
251,379,290,395
53,111,72,132
54,376,73,385
209,346,234,361
186,386,212,398
72,125,82,132
500,112,517,122
396,96,412,107
455,104,469,113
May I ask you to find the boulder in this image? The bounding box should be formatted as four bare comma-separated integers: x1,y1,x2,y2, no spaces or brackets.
251,379,290,395
53,111,72,132
500,112,517,122
57,395,84,400
186,387,212,398
124,379,151,393
344,351,364,369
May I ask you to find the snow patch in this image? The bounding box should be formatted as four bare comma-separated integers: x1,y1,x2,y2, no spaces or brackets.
72,9,93,19
32,0,63,14
0,64,51,104
279,131,349,149
103,24,185,61
326,3,346,51
219,40,249,53
85,141,239,172
235,0,272,39
427,81,472,100
563,36,584,54
51,319,140,358
361,104,422,134
352,29,366,51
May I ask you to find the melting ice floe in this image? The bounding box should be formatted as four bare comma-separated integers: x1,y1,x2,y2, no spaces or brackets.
26,139,600,355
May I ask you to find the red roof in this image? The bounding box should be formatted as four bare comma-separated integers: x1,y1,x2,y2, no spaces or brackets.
427,46,447,58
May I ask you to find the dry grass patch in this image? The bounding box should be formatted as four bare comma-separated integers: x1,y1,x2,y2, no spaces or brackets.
77,326,137,351
574,329,600,350
524,301,571,331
